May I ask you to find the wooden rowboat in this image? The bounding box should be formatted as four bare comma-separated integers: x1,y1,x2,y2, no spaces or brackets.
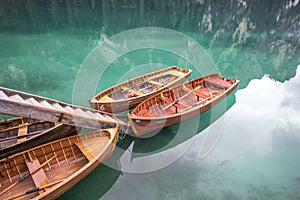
0,117,39,130
0,117,78,159
89,66,192,113
0,125,118,200
128,73,239,136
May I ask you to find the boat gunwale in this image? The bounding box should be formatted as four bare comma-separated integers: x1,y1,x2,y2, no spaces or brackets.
0,124,118,162
0,123,61,149
0,121,53,134
90,66,192,104
35,124,118,199
129,75,239,121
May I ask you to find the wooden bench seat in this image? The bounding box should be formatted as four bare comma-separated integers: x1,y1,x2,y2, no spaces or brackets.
205,80,230,89
121,86,144,96
161,95,186,114
25,158,49,193
99,95,113,101
148,80,164,87
161,97,185,109
17,125,28,143
194,90,210,99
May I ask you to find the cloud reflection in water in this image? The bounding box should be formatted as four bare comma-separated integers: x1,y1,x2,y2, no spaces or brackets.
186,65,300,199
102,65,300,200
217,65,300,158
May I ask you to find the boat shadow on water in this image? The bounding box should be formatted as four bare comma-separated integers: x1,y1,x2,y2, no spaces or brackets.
130,92,236,158
58,93,236,200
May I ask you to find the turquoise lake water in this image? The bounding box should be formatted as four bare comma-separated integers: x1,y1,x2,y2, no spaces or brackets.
1,1,300,199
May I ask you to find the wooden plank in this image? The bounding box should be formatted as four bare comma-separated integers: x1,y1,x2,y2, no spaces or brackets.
26,97,41,106
161,96,186,110
205,80,228,89
17,125,28,143
85,110,97,118
167,70,185,77
51,103,66,112
25,158,49,193
5,180,63,200
0,98,118,129
99,95,113,101
0,90,9,99
9,94,26,103
94,112,106,120
194,91,210,99
0,175,36,200
148,80,164,86
74,108,90,118
63,106,74,113
121,86,144,96
39,100,54,109
0,87,119,130
104,115,115,121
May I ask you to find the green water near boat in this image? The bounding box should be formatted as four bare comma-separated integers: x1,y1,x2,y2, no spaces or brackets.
1,1,300,199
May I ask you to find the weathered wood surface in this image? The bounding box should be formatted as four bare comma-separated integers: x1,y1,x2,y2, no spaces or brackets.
0,87,128,131
0,123,76,160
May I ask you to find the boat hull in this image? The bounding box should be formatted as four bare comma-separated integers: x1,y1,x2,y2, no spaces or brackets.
37,132,117,200
0,124,77,159
0,117,38,130
36,129,117,199
91,75,190,113
129,76,239,136
0,127,117,200
90,66,192,113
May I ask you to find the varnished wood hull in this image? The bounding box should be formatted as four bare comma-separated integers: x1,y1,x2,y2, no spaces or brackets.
129,74,239,136
0,117,78,159
37,129,117,200
89,66,192,113
0,117,38,130
0,124,77,159
0,126,118,200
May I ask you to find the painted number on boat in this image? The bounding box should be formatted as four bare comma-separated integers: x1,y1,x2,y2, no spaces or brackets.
99,105,105,111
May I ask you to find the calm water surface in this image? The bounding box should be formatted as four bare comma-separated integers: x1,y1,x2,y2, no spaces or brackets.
0,1,299,199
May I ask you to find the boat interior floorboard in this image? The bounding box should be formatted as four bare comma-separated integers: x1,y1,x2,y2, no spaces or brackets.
0,158,88,200
45,160,88,183
0,175,37,199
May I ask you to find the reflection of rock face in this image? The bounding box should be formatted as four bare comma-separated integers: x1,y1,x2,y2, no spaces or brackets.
1,64,28,89
0,0,298,86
